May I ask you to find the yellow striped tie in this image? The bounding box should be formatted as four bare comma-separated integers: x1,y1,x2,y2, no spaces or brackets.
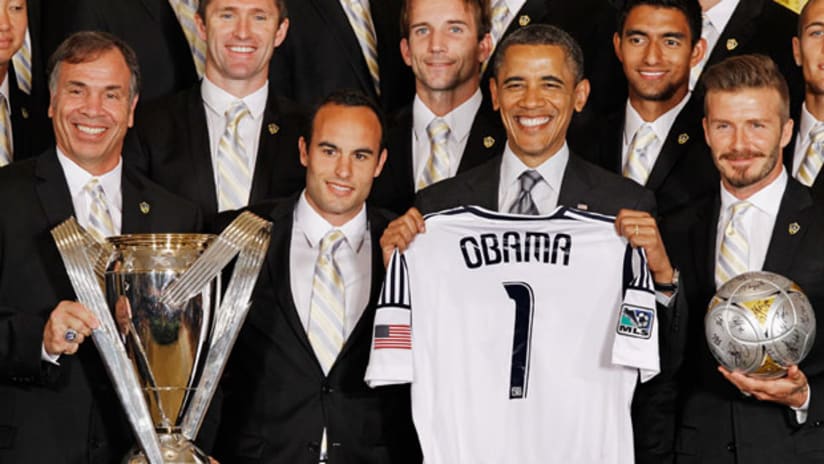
715,201,751,287
216,101,252,212
483,0,510,72
341,0,380,96
308,229,347,374
0,95,11,166
11,28,31,95
417,118,451,190
169,0,206,76
85,178,116,243
623,124,657,185
797,123,824,187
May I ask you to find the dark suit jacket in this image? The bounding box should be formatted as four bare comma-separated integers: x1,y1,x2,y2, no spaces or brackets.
0,149,201,463
662,179,824,463
571,99,718,217
784,121,824,206
43,0,199,101
369,100,506,214
214,197,420,464
268,0,414,112
125,84,307,223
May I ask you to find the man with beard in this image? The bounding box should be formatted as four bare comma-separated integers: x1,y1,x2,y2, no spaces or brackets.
368,0,506,214
661,54,824,462
786,0,824,203
571,0,717,217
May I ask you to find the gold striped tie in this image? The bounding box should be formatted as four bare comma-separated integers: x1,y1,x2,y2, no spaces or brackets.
417,118,451,190
715,201,751,287
169,0,206,76
308,229,347,374
11,28,31,95
85,178,115,242
341,0,380,96
623,124,657,185
216,101,252,212
797,123,824,187
0,95,11,166
483,0,510,72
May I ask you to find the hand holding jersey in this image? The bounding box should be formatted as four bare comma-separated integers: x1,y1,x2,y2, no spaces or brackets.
614,209,676,292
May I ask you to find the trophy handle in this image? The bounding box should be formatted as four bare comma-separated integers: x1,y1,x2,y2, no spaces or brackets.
52,218,165,464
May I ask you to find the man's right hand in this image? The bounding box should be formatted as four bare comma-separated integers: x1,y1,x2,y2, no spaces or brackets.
380,207,426,266
43,301,100,356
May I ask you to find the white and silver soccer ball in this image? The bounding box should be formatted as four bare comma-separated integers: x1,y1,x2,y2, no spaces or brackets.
705,271,816,378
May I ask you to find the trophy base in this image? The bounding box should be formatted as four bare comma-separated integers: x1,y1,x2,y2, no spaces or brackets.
125,433,209,464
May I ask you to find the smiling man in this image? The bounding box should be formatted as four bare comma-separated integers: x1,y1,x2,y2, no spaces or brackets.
214,89,421,464
125,0,307,224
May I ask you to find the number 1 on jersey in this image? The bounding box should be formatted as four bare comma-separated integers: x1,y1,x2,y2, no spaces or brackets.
503,282,535,399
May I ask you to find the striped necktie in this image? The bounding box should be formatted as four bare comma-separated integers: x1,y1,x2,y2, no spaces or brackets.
797,123,824,187
216,101,252,212
509,170,542,215
308,229,347,375
690,14,717,90
84,178,115,242
417,118,450,190
623,123,657,185
0,94,11,166
169,0,206,76
715,201,751,287
483,0,510,71
11,28,31,95
340,0,380,96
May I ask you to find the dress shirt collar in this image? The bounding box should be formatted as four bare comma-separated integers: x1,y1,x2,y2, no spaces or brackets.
0,70,9,102
201,76,268,120
719,166,786,218
56,147,123,201
500,141,569,194
623,91,691,145
412,89,482,145
704,0,738,34
294,190,368,254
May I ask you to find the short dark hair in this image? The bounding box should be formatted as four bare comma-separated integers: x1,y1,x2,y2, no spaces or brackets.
492,24,585,83
400,0,490,41
617,0,702,47
702,54,790,122
305,89,386,150
198,0,288,22
48,31,141,100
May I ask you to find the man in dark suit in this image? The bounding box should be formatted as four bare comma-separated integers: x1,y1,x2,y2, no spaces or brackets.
213,90,419,463
43,0,201,102
572,0,717,217
268,0,414,113
662,54,824,463
786,0,824,203
126,0,305,223
370,0,505,214
0,31,201,463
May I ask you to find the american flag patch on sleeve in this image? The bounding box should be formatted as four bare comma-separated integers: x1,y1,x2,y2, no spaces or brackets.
373,324,411,350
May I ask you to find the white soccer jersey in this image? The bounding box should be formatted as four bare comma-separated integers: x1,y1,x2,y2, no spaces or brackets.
365,206,659,464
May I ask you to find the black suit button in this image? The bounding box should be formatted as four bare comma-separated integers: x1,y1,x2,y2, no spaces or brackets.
726,442,735,452
307,442,320,452
322,385,334,394
90,439,102,450
814,420,823,427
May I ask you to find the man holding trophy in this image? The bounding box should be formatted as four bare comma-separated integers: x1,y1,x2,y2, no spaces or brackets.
0,31,201,462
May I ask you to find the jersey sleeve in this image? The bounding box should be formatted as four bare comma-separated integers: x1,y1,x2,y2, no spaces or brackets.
612,245,660,382
364,249,414,387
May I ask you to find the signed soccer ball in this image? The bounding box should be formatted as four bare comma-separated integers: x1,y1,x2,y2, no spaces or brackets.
705,271,816,378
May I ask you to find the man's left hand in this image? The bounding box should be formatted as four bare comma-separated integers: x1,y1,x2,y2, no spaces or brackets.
615,209,674,289
720,365,809,408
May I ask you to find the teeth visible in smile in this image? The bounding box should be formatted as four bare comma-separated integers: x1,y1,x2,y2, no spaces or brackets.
330,183,351,192
519,117,549,127
229,46,254,53
77,125,105,135
640,71,665,77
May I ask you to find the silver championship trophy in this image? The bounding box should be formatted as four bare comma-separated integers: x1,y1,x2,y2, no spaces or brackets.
51,212,272,463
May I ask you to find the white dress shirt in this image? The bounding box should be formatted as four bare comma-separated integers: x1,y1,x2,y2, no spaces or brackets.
289,191,372,340
792,103,821,179
412,89,482,191
498,142,568,214
622,93,692,179
201,77,267,199
690,0,739,90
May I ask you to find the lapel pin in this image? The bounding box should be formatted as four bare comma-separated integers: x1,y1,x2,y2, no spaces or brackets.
139,202,151,215
678,133,689,144
483,136,495,148
789,222,800,235
576,203,589,211
519,15,531,27
21,107,29,119
268,123,280,135
726,38,738,51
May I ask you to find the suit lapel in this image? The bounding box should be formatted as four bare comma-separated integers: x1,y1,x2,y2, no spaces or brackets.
506,0,550,37
645,102,702,191
691,195,720,295
188,87,219,213
389,107,415,197
135,0,163,21
249,93,281,203
763,180,812,276
34,149,75,226
463,156,501,210
603,111,624,173
706,0,762,67
459,103,505,174
120,167,156,234
558,155,596,209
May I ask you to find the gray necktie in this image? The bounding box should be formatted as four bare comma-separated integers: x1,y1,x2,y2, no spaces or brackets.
509,170,542,215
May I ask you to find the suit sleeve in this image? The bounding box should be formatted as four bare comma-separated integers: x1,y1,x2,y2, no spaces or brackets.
0,308,55,384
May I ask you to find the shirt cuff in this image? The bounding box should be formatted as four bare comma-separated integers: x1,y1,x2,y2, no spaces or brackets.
41,343,61,366
792,385,811,424
655,289,673,306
